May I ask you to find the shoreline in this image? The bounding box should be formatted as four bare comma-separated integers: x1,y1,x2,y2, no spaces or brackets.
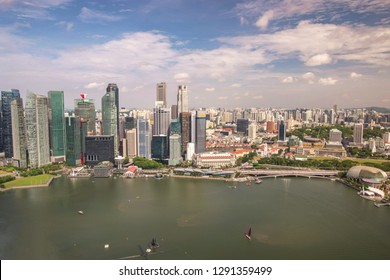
0,175,60,192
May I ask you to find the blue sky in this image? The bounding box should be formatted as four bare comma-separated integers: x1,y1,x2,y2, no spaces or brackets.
0,0,389,109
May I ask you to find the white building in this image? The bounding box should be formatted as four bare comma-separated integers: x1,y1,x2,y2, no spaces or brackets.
193,152,235,168
248,123,257,140
186,142,195,161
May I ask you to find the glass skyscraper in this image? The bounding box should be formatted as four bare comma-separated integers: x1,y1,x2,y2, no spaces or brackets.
65,116,81,166
10,98,27,168
102,88,118,155
177,85,188,115
137,118,151,159
48,90,66,162
25,92,50,168
195,111,206,153
156,82,167,107
1,89,20,158
74,97,96,135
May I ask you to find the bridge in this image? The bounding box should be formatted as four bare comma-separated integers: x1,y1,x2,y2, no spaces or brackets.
240,169,339,178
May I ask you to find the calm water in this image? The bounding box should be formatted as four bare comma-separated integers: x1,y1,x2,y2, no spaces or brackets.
0,176,389,260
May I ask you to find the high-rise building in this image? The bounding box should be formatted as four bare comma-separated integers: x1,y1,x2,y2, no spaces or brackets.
156,82,167,107
383,132,390,143
177,85,188,115
25,92,50,168
106,83,120,151
126,128,137,158
278,120,286,141
169,118,181,135
85,135,115,166
171,104,178,119
74,96,96,135
151,135,168,161
169,134,182,166
65,116,81,166
102,87,118,155
186,142,195,161
48,91,66,162
266,121,275,133
137,119,151,159
236,119,249,136
248,123,257,140
10,98,27,168
180,112,192,157
152,104,171,136
195,111,206,153
1,89,20,158
329,129,342,143
353,123,364,144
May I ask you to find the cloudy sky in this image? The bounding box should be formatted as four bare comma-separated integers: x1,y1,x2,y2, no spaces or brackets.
0,0,389,109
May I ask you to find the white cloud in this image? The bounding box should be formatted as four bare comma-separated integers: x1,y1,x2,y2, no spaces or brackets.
305,53,333,66
79,7,123,23
66,22,74,31
84,82,104,89
253,95,263,99
174,72,190,82
240,16,249,25
255,10,274,30
206,87,215,92
218,96,228,100
302,72,316,80
350,72,363,79
230,83,241,88
319,77,338,86
282,76,296,83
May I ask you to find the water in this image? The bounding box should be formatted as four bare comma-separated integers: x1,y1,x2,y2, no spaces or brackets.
0,176,389,260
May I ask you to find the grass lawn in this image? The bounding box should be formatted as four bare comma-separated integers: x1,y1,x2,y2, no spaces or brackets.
313,157,388,164
3,174,54,188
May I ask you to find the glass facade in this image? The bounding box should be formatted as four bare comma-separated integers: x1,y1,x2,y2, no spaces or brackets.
48,91,66,160
195,111,206,154
10,98,27,168
102,90,118,155
1,89,20,158
180,112,192,156
74,98,96,135
151,135,168,161
65,116,81,166
137,119,151,159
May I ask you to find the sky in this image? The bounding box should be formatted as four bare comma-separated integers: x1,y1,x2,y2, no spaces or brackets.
0,0,389,110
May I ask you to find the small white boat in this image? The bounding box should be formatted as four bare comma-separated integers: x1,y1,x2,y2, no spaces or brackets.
104,244,109,249
78,210,84,215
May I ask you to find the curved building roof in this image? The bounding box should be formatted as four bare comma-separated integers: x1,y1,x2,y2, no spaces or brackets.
346,166,388,182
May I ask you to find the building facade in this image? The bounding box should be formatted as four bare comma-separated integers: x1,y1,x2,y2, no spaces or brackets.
329,128,342,143
169,134,182,166
137,118,151,159
1,89,20,158
156,82,167,107
193,152,235,168
85,135,115,166
48,90,66,162
126,128,137,158
65,116,81,166
177,85,188,115
195,111,206,154
74,97,96,135
102,88,118,155
353,123,364,145
10,98,27,168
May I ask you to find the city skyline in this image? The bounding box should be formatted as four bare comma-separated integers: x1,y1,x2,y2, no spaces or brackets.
0,0,389,109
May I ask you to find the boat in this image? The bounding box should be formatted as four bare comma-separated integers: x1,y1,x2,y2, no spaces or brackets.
78,210,84,215
228,185,237,189
245,227,252,240
150,238,160,249
104,244,109,249
255,179,263,184
155,173,163,179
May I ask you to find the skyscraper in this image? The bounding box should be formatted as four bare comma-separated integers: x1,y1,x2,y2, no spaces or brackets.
152,103,171,136
169,134,182,166
156,82,167,107
236,118,249,136
102,88,118,155
48,90,66,162
248,123,257,140
278,120,286,141
180,112,192,157
195,111,206,153
106,83,120,150
151,135,168,161
1,89,20,158
177,85,188,115
329,128,342,143
74,96,96,135
25,92,50,168
353,123,364,144
126,128,137,158
65,116,81,166
137,118,151,159
11,98,27,168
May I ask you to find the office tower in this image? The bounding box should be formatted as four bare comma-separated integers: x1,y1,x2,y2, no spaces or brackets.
195,111,206,153
85,135,115,166
278,120,286,141
151,135,168,161
48,91,66,162
74,96,96,135
102,88,118,155
169,134,182,166
25,92,50,168
353,123,364,144
169,118,181,135
180,112,191,156
330,109,335,124
156,82,167,107
329,129,342,143
191,111,196,143
177,85,188,115
171,104,178,119
1,89,20,158
186,142,195,161
10,98,27,168
236,119,249,136
65,116,81,166
152,104,171,136
106,83,120,150
266,121,275,133
137,118,151,159
126,128,137,158
124,116,136,131
248,123,257,140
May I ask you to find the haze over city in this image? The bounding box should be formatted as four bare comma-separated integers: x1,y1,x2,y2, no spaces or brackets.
0,0,389,109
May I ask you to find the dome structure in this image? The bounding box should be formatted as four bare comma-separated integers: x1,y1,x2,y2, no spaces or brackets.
346,166,388,183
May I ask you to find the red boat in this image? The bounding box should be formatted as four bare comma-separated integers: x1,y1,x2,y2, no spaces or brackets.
245,227,251,240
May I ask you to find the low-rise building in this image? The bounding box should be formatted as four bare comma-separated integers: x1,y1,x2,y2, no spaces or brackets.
193,152,236,168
